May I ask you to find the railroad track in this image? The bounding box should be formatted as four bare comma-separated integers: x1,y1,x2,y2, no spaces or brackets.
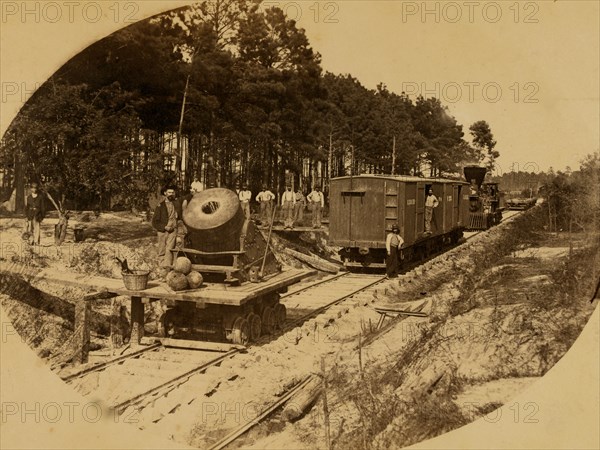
63,214,526,434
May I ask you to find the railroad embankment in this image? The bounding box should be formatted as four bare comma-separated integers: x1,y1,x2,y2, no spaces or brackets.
268,207,598,450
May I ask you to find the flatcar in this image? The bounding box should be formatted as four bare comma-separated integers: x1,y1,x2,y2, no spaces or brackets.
328,175,470,269
162,188,314,344
464,166,503,230
506,197,537,210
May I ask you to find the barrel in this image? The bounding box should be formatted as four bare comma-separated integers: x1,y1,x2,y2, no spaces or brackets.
183,188,245,252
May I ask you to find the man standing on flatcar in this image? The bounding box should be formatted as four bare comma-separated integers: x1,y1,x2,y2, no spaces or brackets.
386,224,404,278
281,185,296,229
256,185,275,225
238,184,252,219
152,186,181,268
293,188,306,224
425,188,439,234
307,186,325,229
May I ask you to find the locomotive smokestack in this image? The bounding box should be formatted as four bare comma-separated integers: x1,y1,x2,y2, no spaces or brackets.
463,166,487,189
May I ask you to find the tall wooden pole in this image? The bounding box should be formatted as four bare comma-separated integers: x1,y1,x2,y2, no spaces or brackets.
177,74,190,189
391,135,396,175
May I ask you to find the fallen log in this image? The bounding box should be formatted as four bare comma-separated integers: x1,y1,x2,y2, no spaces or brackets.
281,375,323,422
284,248,339,274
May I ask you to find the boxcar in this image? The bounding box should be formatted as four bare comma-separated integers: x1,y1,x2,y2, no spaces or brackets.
328,175,470,268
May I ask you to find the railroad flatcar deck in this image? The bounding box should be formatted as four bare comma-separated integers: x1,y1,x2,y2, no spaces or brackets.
1,265,314,307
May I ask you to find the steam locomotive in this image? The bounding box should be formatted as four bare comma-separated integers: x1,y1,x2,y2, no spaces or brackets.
463,166,503,230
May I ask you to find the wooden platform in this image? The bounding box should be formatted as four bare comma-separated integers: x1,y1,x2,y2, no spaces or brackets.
268,226,328,232
0,263,315,307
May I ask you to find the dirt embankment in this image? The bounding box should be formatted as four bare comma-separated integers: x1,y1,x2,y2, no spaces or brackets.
282,208,598,450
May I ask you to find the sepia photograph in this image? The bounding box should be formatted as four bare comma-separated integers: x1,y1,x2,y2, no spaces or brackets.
1,1,599,449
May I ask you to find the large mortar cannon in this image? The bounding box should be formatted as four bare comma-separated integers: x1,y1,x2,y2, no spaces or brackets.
177,188,280,283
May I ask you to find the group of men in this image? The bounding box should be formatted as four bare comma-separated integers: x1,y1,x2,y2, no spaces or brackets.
252,185,325,230
152,181,327,268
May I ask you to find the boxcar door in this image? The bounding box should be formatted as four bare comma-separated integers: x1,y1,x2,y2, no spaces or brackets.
453,185,461,227
404,182,417,245
329,178,352,246
444,184,454,233
384,180,399,236
416,183,425,235
349,177,384,245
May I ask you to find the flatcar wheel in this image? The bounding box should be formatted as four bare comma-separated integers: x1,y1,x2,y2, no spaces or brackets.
231,317,250,345
261,307,275,335
247,313,262,341
273,303,287,330
160,309,176,338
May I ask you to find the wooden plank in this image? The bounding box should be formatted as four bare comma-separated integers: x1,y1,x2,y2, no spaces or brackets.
141,337,245,352
73,299,91,364
83,290,118,301
284,249,339,274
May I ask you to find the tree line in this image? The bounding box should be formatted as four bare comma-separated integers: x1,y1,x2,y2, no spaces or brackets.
0,0,498,212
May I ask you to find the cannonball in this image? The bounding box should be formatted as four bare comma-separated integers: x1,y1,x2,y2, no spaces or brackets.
166,271,189,291
187,271,203,289
173,256,193,275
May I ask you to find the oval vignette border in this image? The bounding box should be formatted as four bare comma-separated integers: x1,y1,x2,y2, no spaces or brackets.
0,1,599,449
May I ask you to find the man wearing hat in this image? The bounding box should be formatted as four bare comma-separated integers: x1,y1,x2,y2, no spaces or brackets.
281,185,296,229
238,184,252,219
385,224,404,278
255,185,275,225
152,185,182,268
307,186,325,229
25,182,46,245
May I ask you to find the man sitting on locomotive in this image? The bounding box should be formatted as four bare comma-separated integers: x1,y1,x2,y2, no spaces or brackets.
152,186,182,268
424,188,439,234
386,224,404,278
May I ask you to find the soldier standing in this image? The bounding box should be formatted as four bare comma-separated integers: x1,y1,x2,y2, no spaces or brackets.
425,188,439,233
307,186,325,229
293,188,305,224
385,224,404,278
238,185,252,219
256,185,275,225
25,182,46,245
152,186,182,268
281,186,296,229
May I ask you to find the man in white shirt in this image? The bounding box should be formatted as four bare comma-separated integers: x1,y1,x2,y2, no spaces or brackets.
256,185,275,225
385,224,404,278
191,176,204,194
307,186,325,228
238,184,252,219
281,186,296,229
425,188,439,233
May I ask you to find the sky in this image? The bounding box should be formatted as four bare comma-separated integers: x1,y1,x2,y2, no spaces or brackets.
1,0,599,175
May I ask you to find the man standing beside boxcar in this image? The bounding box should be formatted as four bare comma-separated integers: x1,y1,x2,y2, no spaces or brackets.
424,188,439,234
25,182,46,246
256,185,275,225
385,224,404,278
307,186,325,229
152,186,181,268
238,184,252,219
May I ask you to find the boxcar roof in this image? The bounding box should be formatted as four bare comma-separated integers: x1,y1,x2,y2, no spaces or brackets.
331,174,468,184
